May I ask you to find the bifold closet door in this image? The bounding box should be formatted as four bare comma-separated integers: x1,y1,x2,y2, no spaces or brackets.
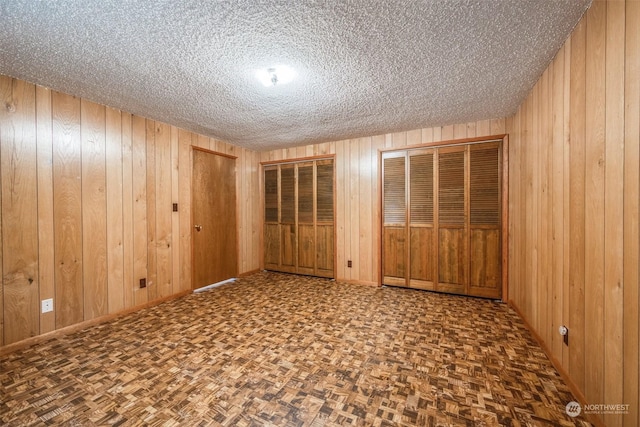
263,159,335,278
408,150,436,290
468,142,501,298
437,146,466,295
381,140,502,299
382,153,407,286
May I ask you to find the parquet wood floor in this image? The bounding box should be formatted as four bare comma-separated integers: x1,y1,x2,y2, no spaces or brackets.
1,272,591,426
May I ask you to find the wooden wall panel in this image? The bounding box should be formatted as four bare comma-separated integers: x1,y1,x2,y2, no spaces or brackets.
52,91,83,329
623,2,640,426
36,85,55,336
508,1,638,425
0,75,261,349
131,115,148,306
154,122,172,298
106,107,124,314
0,76,39,345
121,112,134,309
81,100,108,321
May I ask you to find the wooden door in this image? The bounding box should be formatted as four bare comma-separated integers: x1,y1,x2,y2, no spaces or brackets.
437,146,467,294
262,158,335,278
315,159,335,278
192,148,237,289
381,140,503,299
468,142,501,298
408,149,436,290
382,153,407,286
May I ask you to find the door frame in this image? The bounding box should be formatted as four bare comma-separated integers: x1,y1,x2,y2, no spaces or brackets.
378,134,509,301
191,146,239,290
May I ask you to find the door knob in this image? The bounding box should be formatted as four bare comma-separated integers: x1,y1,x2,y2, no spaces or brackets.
194,224,202,232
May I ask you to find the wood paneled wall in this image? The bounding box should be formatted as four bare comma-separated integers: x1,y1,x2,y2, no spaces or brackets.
0,75,261,347
506,1,639,426
260,119,506,285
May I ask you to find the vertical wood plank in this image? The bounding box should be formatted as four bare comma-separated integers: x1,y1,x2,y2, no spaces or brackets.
441,125,453,141
0,77,39,344
584,1,606,405
371,134,385,284
569,16,587,392
476,120,491,137
106,107,124,314
453,123,467,140
335,139,346,280
52,91,83,328
358,137,372,283
623,2,640,425
171,126,180,292
132,115,148,306
36,84,55,335
146,119,157,301
562,39,572,370
178,129,192,291
551,46,565,361
121,112,134,309
406,129,421,146
81,100,107,321
490,118,506,135
603,2,625,425
154,122,172,298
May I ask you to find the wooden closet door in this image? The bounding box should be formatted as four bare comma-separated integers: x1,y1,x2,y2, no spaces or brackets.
468,142,501,298
315,159,335,278
297,162,315,275
382,153,408,286
408,150,436,290
279,164,296,273
437,146,466,294
263,166,279,270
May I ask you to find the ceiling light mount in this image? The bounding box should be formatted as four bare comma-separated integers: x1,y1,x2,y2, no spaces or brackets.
256,65,296,87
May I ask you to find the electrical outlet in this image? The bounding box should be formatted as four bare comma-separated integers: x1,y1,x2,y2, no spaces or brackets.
140,278,147,288
173,203,178,212
347,260,352,268
41,298,53,313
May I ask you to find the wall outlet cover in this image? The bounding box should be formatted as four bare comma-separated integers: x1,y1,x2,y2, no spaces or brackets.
41,298,53,313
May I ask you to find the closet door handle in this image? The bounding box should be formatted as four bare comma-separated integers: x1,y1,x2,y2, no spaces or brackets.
194,224,202,232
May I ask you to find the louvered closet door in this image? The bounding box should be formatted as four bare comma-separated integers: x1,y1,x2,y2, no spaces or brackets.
468,142,501,298
280,164,297,272
297,162,315,275
264,166,280,270
408,150,436,290
437,146,466,295
263,158,335,278
315,159,335,278
382,153,407,286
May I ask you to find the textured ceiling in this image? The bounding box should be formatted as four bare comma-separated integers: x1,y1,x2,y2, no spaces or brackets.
0,1,591,151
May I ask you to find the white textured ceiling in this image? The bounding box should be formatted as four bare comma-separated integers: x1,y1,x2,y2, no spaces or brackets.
0,1,590,151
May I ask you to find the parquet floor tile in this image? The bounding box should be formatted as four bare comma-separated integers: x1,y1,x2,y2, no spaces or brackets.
1,272,591,426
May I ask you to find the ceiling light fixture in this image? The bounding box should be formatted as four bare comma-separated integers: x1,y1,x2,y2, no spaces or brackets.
256,65,296,87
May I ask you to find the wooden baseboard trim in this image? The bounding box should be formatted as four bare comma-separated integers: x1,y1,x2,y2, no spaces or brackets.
338,278,379,287
238,269,260,277
508,300,604,427
0,289,191,357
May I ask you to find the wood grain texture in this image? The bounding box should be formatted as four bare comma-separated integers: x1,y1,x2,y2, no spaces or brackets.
131,115,148,306
36,85,55,335
52,90,83,328
106,107,124,314
568,15,587,393
0,76,262,350
623,2,640,426
603,2,625,426
81,99,108,321
154,122,172,298
584,1,606,406
0,76,39,345
507,1,637,424
121,112,134,310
